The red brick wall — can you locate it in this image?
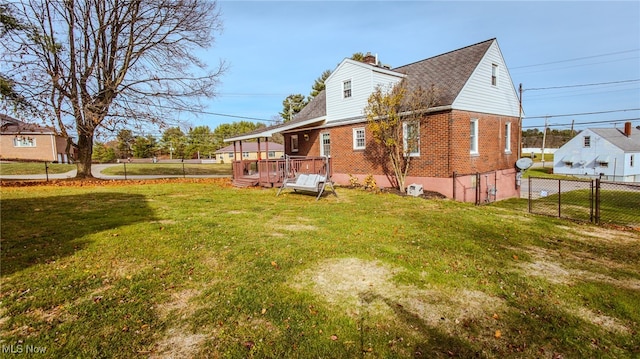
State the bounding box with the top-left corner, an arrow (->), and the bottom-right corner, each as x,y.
283,109 -> 520,196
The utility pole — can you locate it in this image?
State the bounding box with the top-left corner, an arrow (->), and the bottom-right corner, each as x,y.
518,83 -> 523,159
541,117 -> 548,167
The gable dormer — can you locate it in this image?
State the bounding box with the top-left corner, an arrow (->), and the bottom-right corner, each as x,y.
324,58 -> 405,123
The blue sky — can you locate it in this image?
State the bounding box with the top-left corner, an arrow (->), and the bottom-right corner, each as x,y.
188,1 -> 640,132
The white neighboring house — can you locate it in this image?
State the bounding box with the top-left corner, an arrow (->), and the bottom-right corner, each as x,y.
553,123 -> 640,182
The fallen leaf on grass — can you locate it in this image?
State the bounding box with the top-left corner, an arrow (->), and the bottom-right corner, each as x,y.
270,261 -> 279,270
330,335 -> 338,341
495,330 -> 502,338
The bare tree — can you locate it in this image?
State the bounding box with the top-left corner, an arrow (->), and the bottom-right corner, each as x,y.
2,0 -> 225,177
364,80 -> 439,193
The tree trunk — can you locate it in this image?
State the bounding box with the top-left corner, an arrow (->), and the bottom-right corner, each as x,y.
75,131 -> 94,178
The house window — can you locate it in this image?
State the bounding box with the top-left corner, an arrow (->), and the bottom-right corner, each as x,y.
242,152 -> 249,158
321,132 -> 331,157
291,134 -> 299,153
584,136 -> 591,148
470,119 -> 479,154
13,136 -> 36,147
353,128 -> 365,150
491,64 -> 498,86
343,80 -> 352,98
631,155 -> 635,167
598,161 -> 609,168
268,151 -> 275,158
504,122 -> 511,153
403,121 -> 420,156
228,153 -> 233,158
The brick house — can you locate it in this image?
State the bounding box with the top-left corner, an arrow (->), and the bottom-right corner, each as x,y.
225,39 -> 522,202
0,114 -> 75,163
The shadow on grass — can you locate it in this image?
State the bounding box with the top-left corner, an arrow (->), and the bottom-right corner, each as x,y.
358,292 -> 481,357
1,192 -> 156,276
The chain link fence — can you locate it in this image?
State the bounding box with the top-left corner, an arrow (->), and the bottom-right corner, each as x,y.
528,177 -> 640,228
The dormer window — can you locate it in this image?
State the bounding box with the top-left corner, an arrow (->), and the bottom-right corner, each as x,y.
343,80 -> 352,98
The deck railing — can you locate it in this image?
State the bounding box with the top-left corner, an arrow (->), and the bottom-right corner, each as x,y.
231,156 -> 331,187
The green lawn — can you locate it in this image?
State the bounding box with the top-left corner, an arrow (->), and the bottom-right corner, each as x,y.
1,180 -> 638,358
100,163 -> 232,176
0,162 -> 76,175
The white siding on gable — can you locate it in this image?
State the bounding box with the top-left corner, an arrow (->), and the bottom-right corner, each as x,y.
325,60 -> 403,123
452,41 -> 520,117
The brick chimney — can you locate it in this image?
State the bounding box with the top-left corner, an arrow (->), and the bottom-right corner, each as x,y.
363,52 -> 377,65
624,121 -> 632,137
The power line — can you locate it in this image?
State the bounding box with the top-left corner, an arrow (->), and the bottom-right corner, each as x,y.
522,117 -> 640,129
511,49 -> 640,69
524,108 -> 640,120
122,100 -> 276,123
524,79 -> 640,92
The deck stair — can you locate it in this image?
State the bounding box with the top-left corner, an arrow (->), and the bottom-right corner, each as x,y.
232,177 -> 258,188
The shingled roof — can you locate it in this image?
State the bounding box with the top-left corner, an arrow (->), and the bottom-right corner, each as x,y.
393,38 -> 494,107
590,127 -> 640,152
225,38 -> 497,141
0,114 -> 57,134
291,38 -> 495,123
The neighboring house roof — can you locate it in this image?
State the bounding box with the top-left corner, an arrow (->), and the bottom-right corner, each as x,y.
1,114 -> 57,135
215,141 -> 284,154
590,128 -> 640,152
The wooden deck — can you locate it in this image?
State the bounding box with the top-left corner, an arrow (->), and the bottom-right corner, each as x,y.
231,157 -> 330,188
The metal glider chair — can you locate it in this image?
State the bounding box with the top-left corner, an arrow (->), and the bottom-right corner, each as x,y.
276,156 -> 337,200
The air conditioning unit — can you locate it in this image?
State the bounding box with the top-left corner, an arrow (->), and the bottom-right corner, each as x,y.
407,183 -> 423,197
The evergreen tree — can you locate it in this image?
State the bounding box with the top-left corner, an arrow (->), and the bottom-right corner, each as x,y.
279,94 -> 308,122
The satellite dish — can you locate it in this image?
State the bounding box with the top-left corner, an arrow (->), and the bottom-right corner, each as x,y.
515,157 -> 534,170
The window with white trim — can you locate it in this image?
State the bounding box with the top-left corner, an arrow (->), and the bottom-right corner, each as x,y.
353,128 -> 365,150
491,64 -> 498,86
268,151 -> 275,158
242,152 -> 249,158
291,134 -> 299,153
13,136 -> 36,147
320,132 -> 331,157
470,119 -> 479,154
343,80 -> 352,98
403,121 -> 420,157
504,122 -> 511,153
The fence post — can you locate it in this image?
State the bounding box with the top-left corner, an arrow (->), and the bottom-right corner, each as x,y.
594,179 -> 601,225
452,172 -> 457,201
557,179 -> 561,218
528,176 -> 532,213
44,161 -> 49,182
123,162 -> 127,180
475,173 -> 480,205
